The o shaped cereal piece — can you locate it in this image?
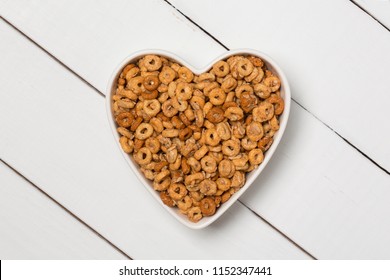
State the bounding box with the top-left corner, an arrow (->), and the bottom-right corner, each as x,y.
135,123 -> 154,140
135,147 -> 152,165
206,107 -> 224,124
267,94 -> 284,115
141,90 -> 158,100
224,107 -> 244,121
168,183 -> 188,201
201,155 -> 217,173
253,101 -> 274,122
143,99 -> 161,117
178,67 -> 194,83
160,191 -> 175,207
177,196 -> 193,213
222,139 -> 240,157
179,127 -> 193,141
246,121 -> 264,142
231,171 -> 246,189
254,84 -> 271,99
159,66 -> 176,84
264,76 -> 281,92
216,177 -> 231,191
145,137 -> 160,154
237,58 -> 254,76
153,178 -> 171,191
221,76 -> 237,93
199,179 -> 217,196
212,61 -> 230,77
128,76 -> 145,94
216,122 -> 231,140
116,112 -> 134,128
176,82 -> 193,100
143,75 -> 160,91
187,207 -> 202,223
200,197 -> 217,216
218,159 -> 236,178
144,55 -> 162,71
249,149 -> 264,165
162,99 -> 179,117
209,88 -> 226,106
205,129 -> 221,146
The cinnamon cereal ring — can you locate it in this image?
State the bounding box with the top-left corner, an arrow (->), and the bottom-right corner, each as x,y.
264,76 -> 281,92
162,99 -> 178,117
171,97 -> 188,112
221,76 -> 237,93
216,122 -> 231,140
159,66 -> 176,84
237,58 -> 254,76
135,123 -> 154,140
212,61 -> 230,77
216,177 -> 231,191
200,197 -> 216,216
128,76 -> 145,94
241,137 -> 258,150
153,178 -> 171,191
177,196 -> 192,213
160,191 -> 175,207
249,149 -> 264,165
176,82 -> 193,100
267,94 -> 284,115
184,172 -> 204,191
145,137 -> 160,154
253,102 -> 274,122
222,139 -> 240,157
224,107 -> 244,121
119,136 -> 134,153
205,129 -> 221,146
209,88 -> 226,106
135,147 -> 152,165
116,112 -> 134,128
206,107 -> 225,124
130,116 -> 143,131
141,90 -> 158,100
179,127 -> 193,141
143,99 -> 161,117
254,84 -> 271,99
201,155 -> 217,173
143,75 -> 160,91
178,67 -> 194,83
231,171 -> 245,189
246,121 -> 264,142
187,207 -> 202,222
199,179 -> 217,195
144,55 -> 162,71
168,183 -> 188,201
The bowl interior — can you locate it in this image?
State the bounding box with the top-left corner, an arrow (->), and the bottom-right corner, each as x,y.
106,49 -> 291,229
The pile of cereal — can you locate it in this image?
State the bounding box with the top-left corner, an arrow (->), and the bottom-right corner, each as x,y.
112,54 -> 284,222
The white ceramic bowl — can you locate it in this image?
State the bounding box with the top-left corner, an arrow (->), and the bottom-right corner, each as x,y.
106,49 -> 291,229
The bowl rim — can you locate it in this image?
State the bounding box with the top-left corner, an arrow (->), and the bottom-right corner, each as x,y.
106,48 -> 291,229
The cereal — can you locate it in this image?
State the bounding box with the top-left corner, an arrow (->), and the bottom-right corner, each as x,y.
113,54 -> 284,222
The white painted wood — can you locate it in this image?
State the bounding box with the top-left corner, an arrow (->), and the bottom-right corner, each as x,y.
354,0 -> 390,29
0,19 -> 309,259
1,0 -> 390,259
0,161 -> 126,259
167,0 -> 390,171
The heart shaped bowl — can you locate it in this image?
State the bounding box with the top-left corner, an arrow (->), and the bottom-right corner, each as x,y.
106,49 -> 291,229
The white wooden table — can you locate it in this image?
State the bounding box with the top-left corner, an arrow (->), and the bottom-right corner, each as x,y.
1,0 -> 390,260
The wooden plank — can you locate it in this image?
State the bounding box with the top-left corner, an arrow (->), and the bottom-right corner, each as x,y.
0,19 -> 309,259
0,161 -> 126,259
1,0 -> 390,259
353,0 -> 390,29
167,0 -> 390,172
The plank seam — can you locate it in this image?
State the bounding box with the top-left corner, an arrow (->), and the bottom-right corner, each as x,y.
0,16 -> 105,98
349,0 -> 390,32
0,158 -> 133,260
163,0 -> 390,176
238,200 -> 317,260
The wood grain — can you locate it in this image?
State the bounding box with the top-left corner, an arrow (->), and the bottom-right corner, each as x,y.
0,161 -> 126,259
0,19 -> 309,259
